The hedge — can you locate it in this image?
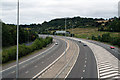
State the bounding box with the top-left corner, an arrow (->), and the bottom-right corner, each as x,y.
91,33 -> 120,47
2,37 -> 53,63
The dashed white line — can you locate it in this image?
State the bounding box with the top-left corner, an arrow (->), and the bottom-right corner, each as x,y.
81,77 -> 83,79
22,66 -> 26,68
85,61 -> 87,63
11,71 -> 15,73
25,71 -> 29,74
34,66 -> 38,68
84,65 -> 86,67
83,70 -> 85,72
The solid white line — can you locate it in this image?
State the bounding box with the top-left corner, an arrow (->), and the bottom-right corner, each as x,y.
68,37 -> 100,77
2,42 -> 56,73
65,42 -> 80,78
100,73 -> 119,78
100,71 -> 118,77
32,39 -> 69,79
99,66 -> 112,71
99,68 -> 114,73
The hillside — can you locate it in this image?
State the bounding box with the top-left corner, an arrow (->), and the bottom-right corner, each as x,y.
20,16 -> 105,33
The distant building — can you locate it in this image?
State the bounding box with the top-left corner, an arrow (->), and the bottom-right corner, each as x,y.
55,31 -> 70,34
38,34 -> 48,38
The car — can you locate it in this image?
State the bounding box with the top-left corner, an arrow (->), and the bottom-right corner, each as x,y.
83,43 -> 87,46
78,41 -> 81,43
55,42 -> 58,45
110,46 -> 115,49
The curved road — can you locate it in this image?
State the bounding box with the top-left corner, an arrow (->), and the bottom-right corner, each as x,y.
2,37 -> 66,78
66,39 -> 98,79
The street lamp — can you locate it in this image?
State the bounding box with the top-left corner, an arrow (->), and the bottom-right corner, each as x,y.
16,0 -> 19,78
65,18 -> 66,64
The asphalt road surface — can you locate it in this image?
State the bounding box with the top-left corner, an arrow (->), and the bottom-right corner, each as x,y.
2,37 -> 66,79
85,39 -> 120,60
67,39 -> 98,79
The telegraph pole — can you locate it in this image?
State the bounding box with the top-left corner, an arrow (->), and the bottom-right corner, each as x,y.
16,0 -> 19,78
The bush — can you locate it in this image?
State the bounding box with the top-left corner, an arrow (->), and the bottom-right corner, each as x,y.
90,33 -> 120,47
91,35 -> 97,40
101,33 -> 111,42
110,37 -> 120,46
2,37 -> 53,63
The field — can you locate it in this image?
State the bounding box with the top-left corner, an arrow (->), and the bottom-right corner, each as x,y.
68,27 -> 120,39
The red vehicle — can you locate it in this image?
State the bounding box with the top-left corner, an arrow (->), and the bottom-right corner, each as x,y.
110,46 -> 115,49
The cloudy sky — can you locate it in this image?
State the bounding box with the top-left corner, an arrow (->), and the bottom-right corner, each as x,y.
1,0 -> 120,24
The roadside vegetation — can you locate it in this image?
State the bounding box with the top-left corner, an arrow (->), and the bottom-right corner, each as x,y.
2,37 -> 53,63
2,22 -> 38,48
68,27 -> 120,47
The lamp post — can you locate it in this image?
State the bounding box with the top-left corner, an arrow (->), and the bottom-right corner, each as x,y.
65,18 -> 66,64
16,0 -> 19,78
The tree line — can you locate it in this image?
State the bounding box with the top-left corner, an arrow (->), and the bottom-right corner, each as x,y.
2,22 -> 38,47
2,37 -> 53,63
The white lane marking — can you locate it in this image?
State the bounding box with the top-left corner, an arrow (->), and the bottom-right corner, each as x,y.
99,66 -> 113,71
84,65 -> 86,67
100,68 -> 117,73
11,71 -> 15,73
35,66 -> 38,68
100,73 -> 119,78
32,39 -> 69,79
100,71 -> 118,77
22,66 -> 26,68
85,58 -> 87,60
42,62 -> 44,64
81,77 -> 83,79
83,70 -> 85,72
25,71 -> 29,74
64,42 -> 80,78
1,43 -> 56,72
85,61 -> 87,63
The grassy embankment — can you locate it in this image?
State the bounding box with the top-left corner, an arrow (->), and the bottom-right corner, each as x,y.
2,37 -> 53,64
68,27 -> 120,47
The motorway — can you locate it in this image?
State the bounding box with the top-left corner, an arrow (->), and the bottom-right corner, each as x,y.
67,39 -> 98,79
86,40 -> 120,60
2,37 -> 66,78
2,36 -> 119,79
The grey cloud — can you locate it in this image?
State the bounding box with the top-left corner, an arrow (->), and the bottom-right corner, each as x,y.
1,0 -> 119,24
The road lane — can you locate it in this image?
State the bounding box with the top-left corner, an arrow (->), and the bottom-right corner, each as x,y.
67,39 -> 98,79
82,39 -> 120,60
2,37 -> 66,78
